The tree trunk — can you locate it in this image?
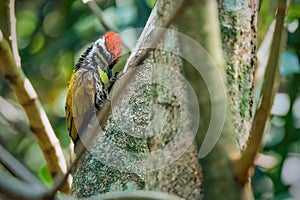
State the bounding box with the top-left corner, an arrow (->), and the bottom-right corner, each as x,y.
177,0 -> 258,199
71,0 -> 258,199
71,1 -> 202,198
218,0 -> 258,148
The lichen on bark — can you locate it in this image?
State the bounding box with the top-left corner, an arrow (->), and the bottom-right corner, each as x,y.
217,0 -> 257,149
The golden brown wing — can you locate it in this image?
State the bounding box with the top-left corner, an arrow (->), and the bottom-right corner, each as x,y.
65,68 -> 95,143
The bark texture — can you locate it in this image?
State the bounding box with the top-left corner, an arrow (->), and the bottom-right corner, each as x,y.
177,0 -> 258,199
217,0 -> 258,148
144,31 -> 202,200
177,0 -> 242,199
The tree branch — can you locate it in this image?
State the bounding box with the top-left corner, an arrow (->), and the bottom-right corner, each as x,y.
0,96 -> 32,136
0,173 -> 50,200
123,0 -> 186,72
82,0 -> 131,52
8,0 -> 20,67
0,144 -> 42,185
177,0 -> 244,198
84,0 -> 118,32
84,191 -> 184,200
234,0 -> 287,184
0,30 -> 71,193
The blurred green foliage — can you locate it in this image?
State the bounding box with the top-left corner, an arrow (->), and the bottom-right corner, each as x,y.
253,1 -> 300,199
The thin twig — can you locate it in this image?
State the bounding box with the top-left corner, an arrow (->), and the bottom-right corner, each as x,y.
85,190 -> 184,200
83,0 -> 131,52
0,174 -> 49,200
0,96 -> 32,136
8,0 -> 21,67
234,0 -> 287,184
0,144 -> 42,185
85,1 -> 118,32
0,32 -> 71,193
124,0 -> 186,72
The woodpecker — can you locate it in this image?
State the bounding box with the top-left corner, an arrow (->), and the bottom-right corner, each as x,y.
65,32 -> 122,147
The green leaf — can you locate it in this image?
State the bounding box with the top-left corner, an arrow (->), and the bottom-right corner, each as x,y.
288,5 -> 300,19
38,165 -> 53,188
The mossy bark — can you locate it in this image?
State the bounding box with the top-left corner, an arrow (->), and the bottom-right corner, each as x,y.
217,0 -> 258,149
178,0 -> 242,199
177,0 -> 257,199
